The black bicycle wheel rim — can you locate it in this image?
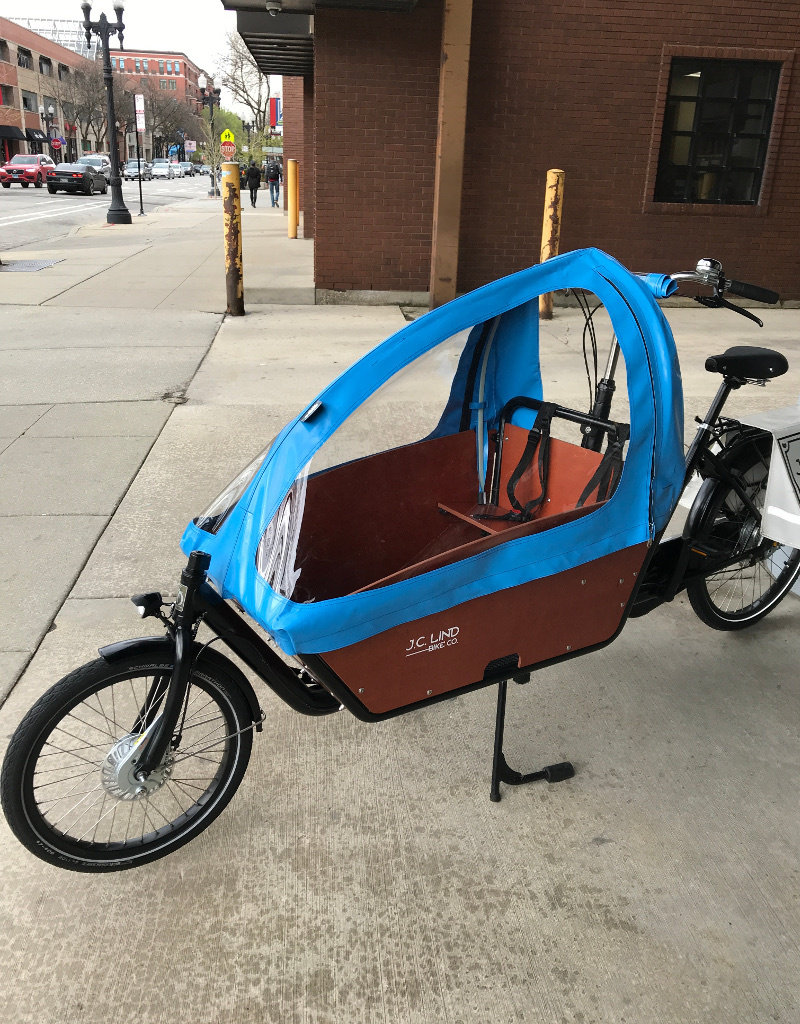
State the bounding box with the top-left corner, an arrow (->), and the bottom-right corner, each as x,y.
688,452 -> 800,627
2,656 -> 251,871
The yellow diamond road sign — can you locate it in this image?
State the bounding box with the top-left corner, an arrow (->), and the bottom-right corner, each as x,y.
220,129 -> 235,143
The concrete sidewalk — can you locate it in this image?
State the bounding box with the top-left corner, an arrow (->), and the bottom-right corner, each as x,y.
1,203 -> 800,1024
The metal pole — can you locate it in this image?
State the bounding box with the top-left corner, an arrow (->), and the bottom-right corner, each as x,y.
134,127 -> 144,216
221,161 -> 245,316
82,5 -> 131,225
538,168 -> 565,320
287,158 -> 298,239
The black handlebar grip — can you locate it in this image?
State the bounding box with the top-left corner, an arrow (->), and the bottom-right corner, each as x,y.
727,279 -> 780,305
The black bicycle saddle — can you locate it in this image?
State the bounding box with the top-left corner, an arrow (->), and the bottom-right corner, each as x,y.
705,346 -> 788,380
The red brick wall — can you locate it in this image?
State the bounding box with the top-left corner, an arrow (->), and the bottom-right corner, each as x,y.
459,1 -> 800,297
313,0 -> 443,292
302,75 -> 315,239
282,74 -> 304,217
308,0 -> 800,298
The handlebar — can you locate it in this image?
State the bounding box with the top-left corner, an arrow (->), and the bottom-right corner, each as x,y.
636,257 -> 779,328
726,279 -> 779,305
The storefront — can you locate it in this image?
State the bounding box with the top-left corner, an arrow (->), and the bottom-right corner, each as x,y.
0,124 -> 26,163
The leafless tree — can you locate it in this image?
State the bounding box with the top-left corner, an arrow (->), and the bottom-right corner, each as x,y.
219,33 -> 271,133
57,63 -> 107,146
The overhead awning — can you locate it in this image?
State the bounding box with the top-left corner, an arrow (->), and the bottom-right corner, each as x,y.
223,1 -> 419,77
236,11 -> 314,77
0,125 -> 26,140
27,129 -> 48,142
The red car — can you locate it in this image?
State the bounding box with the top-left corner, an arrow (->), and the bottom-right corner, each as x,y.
0,153 -> 57,188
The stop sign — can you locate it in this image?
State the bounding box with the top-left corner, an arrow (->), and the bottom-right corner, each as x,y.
50,138 -> 62,150
220,141 -> 236,159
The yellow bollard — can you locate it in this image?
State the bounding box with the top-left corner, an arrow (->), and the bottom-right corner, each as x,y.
221,161 -> 245,316
539,169 -> 565,320
287,158 -> 299,239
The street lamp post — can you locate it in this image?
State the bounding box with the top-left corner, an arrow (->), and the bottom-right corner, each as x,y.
38,104 -> 55,159
242,121 -> 253,150
81,2 -> 132,225
198,74 -> 221,198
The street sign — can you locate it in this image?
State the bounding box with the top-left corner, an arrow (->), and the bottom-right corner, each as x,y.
134,93 -> 145,113
185,140 -> 197,154
220,140 -> 236,159
135,111 -> 146,133
50,138 -> 62,151
220,129 -> 235,144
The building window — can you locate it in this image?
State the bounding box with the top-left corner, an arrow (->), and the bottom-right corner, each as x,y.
21,89 -> 38,113
174,60 -> 181,73
17,47 -> 33,70
0,39 -> 10,62
135,59 -> 140,72
166,61 -> 172,73
654,58 -> 781,205
118,57 -> 125,70
58,64 -> 69,81
159,60 -> 164,73
170,80 -> 176,90
39,56 -> 53,76
0,84 -> 14,106
111,57 -> 117,68
143,59 -> 148,70
160,79 -> 167,90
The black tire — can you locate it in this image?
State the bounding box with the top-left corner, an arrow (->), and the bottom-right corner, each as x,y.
1,182 -> 9,188
85,177 -> 95,196
47,185 -> 57,194
1,651 -> 253,872
34,175 -> 43,188
21,181 -> 29,188
687,433 -> 800,629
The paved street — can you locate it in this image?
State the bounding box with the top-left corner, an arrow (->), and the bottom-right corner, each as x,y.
0,173 -> 210,250
1,205 -> 799,1024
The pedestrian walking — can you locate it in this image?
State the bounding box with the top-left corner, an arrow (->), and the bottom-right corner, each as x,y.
246,160 -> 261,208
266,158 -> 282,207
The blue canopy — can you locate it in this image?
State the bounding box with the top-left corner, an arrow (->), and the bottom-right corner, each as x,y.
181,248 -> 685,655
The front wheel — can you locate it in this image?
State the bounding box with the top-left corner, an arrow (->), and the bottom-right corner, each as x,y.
686,433 -> 800,629
1,651 -> 253,871
34,175 -> 43,188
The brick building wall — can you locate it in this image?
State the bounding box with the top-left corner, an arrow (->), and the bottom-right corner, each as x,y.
313,1 -> 442,292
282,75 -> 305,214
297,0 -> 800,299
459,0 -> 800,297
0,18 -> 93,161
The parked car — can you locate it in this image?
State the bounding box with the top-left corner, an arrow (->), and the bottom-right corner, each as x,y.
123,159 -> 152,181
170,161 -> 184,178
198,164 -> 211,176
151,158 -> 174,179
0,153 -> 56,188
179,161 -> 194,177
76,154 -> 112,183
46,161 -> 108,196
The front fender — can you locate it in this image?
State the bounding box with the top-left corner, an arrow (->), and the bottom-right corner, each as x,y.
99,636 -> 264,731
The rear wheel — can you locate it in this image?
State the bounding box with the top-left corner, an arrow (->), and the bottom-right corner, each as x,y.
47,185 -> 57,194
687,434 -> 800,629
1,652 -> 253,871
85,177 -> 95,195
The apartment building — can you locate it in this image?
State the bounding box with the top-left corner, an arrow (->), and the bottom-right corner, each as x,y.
109,48 -> 205,111
0,17 -> 94,164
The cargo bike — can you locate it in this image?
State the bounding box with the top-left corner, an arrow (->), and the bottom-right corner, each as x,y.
3,247 -> 799,871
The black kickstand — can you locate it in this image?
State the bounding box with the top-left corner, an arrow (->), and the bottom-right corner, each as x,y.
490,679 -> 575,802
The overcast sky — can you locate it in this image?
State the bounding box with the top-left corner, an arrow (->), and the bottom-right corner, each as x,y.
8,0 -> 270,101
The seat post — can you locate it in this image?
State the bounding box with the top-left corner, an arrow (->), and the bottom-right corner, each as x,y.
683,378 -> 734,486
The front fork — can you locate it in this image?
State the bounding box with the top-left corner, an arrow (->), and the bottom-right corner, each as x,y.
135,550 -> 210,776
